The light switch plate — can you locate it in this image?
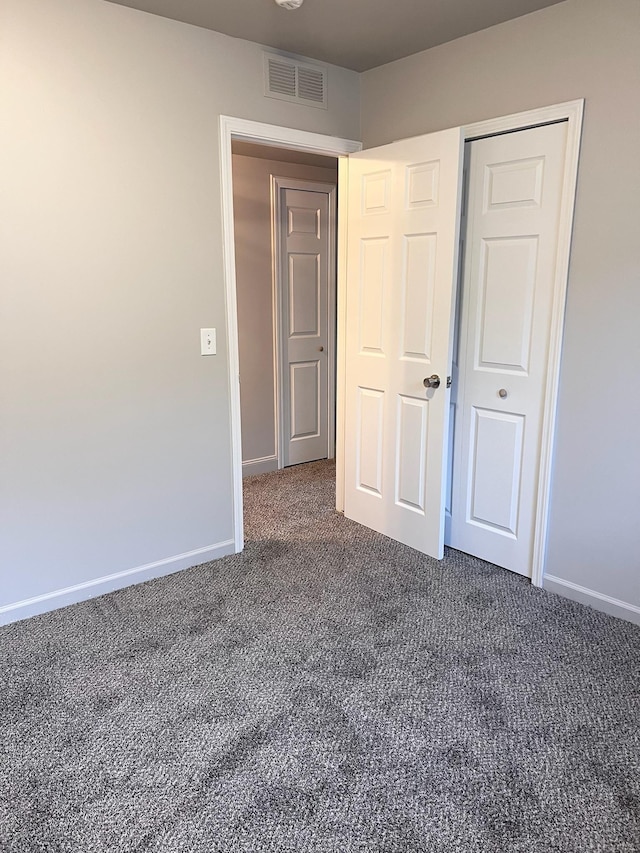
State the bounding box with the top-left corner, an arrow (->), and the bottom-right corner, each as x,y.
200,328 -> 216,355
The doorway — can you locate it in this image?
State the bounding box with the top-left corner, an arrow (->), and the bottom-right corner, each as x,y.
219,116 -> 361,551
231,142 -> 338,477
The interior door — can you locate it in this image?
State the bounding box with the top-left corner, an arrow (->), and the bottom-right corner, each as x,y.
447,122 -> 568,576
280,187 -> 332,467
343,129 -> 464,558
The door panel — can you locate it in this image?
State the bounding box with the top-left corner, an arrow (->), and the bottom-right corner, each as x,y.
288,254 -> 320,337
288,206 -> 320,236
395,396 -> 428,512
344,129 -> 464,559
290,361 -> 320,440
359,238 -> 388,353
468,407 -> 524,535
485,157 -> 544,209
356,388 -> 385,495
476,236 -> 538,372
362,171 -> 392,213
448,122 -> 568,575
281,187 -> 331,467
401,233 -> 437,360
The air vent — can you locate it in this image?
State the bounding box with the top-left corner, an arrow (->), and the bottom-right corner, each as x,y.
297,66 -> 325,103
264,53 -> 327,109
268,58 -> 297,97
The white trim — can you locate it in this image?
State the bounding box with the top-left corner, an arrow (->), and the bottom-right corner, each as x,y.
220,117 -> 361,158
220,120 -> 244,553
220,116 -> 361,552
272,175 -> 337,466
0,540 -> 235,626
269,175 -> 283,470
242,455 -> 279,478
335,156 -> 349,513
544,574 -> 640,626
463,99 -> 584,588
463,100 -> 583,141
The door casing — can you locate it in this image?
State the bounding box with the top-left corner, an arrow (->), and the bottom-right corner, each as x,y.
219,116 -> 361,551
219,100 -> 583,587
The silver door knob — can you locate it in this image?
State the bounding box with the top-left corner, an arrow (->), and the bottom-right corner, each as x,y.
423,374 -> 441,389
318,346 -> 324,352
498,388 -> 508,399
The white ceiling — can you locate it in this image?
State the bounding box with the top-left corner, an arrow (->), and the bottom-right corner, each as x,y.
105,0 -> 567,72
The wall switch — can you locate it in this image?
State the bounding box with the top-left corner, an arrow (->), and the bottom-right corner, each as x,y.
200,328 -> 216,355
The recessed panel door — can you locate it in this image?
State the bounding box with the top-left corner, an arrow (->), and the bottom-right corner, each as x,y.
282,188 -> 331,466
344,129 -> 464,558
448,122 -> 568,576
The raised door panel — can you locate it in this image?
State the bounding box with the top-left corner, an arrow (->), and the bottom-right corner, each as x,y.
288,205 -> 320,237
467,407 -> 524,536
484,157 -> 544,211
401,233 -> 437,362
476,236 -> 538,374
406,161 -> 440,208
290,361 -> 320,440
395,396 -> 428,513
362,171 -> 392,215
359,238 -> 388,355
288,253 -> 320,338
356,387 -> 385,496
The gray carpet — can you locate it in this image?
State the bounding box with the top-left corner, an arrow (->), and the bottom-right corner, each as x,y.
1,461 -> 639,852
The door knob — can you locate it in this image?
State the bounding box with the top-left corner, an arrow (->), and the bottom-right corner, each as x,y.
423,374 -> 441,389
318,346 -> 324,352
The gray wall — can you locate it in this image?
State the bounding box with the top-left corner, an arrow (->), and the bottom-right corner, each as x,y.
361,0 -> 640,616
232,153 -> 337,470
3,0 -> 638,624
0,0 -> 359,619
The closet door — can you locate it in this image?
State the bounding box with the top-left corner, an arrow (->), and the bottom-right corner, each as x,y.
448,122 -> 568,576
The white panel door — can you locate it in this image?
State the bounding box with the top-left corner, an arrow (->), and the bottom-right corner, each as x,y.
344,129 -> 464,558
448,122 -> 568,576
281,188 -> 331,466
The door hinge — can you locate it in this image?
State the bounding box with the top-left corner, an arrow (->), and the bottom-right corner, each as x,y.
446,376 -> 452,388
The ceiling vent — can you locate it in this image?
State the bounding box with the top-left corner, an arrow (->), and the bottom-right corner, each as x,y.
264,53 -> 327,109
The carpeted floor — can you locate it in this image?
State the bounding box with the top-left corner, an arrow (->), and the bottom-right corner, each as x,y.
1,460 -> 639,852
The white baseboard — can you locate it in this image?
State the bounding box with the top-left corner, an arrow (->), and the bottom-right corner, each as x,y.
242,455 -> 279,478
543,574 -> 640,626
0,539 -> 236,627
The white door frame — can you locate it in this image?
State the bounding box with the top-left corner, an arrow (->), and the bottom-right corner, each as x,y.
335,99 -> 583,588
219,116 -> 361,552
272,176 -> 338,468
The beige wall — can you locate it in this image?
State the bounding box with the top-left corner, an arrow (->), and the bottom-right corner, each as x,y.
232,153 -> 337,470
361,0 -> 640,617
0,0 -> 359,620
